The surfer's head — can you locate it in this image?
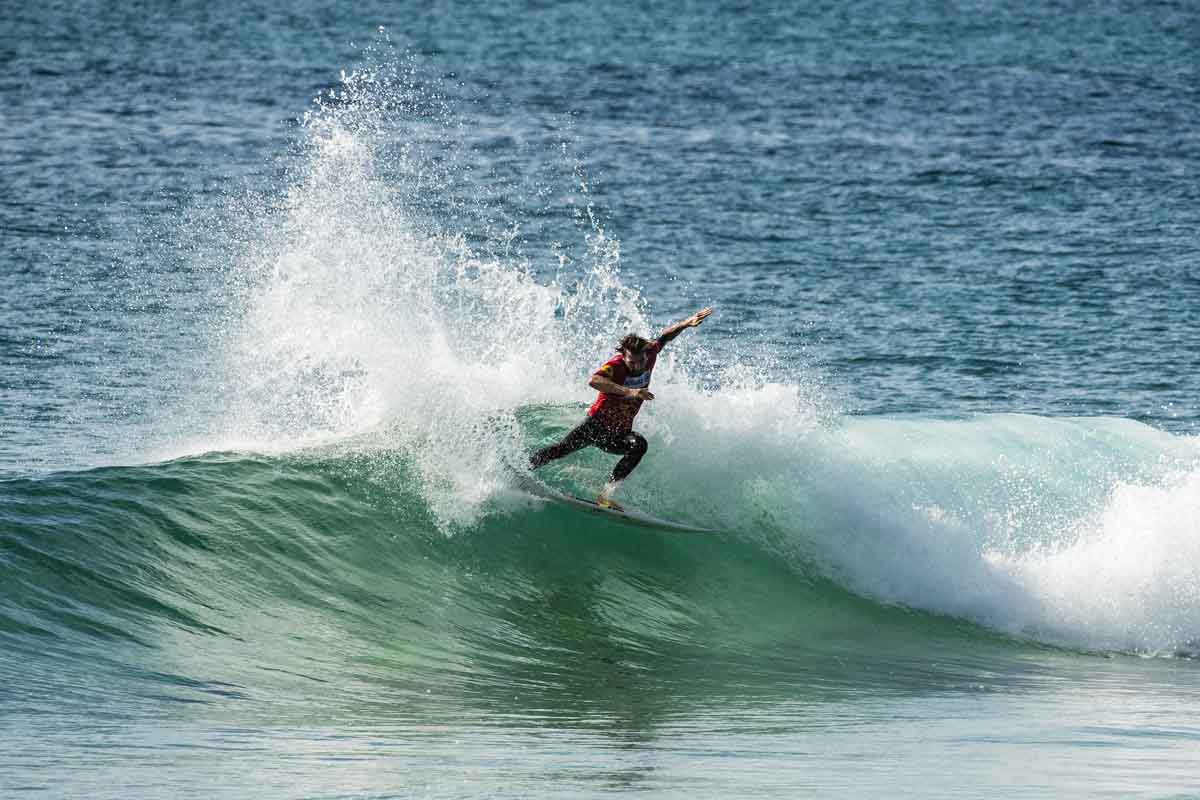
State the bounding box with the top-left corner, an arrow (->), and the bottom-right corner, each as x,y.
618,334 -> 652,370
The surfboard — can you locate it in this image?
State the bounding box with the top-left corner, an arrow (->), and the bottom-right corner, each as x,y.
512,470 -> 712,533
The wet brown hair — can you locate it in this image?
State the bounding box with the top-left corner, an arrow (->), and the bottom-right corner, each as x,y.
618,334 -> 652,353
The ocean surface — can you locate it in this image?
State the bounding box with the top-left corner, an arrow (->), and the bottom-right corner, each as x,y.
3,1 -> 1200,797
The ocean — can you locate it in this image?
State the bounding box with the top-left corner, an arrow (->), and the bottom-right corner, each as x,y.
3,1 -> 1199,797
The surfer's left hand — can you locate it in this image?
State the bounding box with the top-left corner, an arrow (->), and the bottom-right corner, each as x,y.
687,307 -> 713,327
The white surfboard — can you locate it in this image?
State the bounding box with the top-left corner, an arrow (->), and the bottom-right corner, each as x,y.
515,472 -> 712,533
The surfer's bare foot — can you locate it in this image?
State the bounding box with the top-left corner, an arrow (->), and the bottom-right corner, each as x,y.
596,494 -> 624,512
597,483 -> 624,511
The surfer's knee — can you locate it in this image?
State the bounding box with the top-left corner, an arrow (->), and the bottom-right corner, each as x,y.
626,432 -> 647,456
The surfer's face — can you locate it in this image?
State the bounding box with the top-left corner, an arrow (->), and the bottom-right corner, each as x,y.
622,348 -> 649,371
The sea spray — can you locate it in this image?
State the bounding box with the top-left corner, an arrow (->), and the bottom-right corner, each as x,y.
146,46 -> 1200,656
160,47 -> 679,527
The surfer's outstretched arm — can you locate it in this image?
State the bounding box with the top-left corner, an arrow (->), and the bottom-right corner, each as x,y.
659,307 -> 713,345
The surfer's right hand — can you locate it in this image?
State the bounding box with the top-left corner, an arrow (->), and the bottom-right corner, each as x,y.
631,389 -> 655,401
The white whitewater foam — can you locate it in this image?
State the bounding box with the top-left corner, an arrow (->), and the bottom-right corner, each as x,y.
720,414 -> 1200,655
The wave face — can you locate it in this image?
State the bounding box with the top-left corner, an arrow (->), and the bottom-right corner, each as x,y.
1,449 -> 912,721
2,410 -> 1198,721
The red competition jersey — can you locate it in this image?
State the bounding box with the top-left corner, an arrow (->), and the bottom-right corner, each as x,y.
587,338 -> 664,430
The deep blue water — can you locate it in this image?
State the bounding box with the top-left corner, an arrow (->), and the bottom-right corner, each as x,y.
3,2 -> 1200,797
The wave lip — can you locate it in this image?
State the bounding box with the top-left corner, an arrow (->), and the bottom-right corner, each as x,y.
768,414 -> 1200,657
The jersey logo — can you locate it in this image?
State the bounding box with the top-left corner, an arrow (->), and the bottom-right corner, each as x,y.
624,371 -> 651,389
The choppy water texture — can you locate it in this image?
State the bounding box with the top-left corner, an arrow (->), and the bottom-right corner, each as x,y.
3,1 -> 1200,798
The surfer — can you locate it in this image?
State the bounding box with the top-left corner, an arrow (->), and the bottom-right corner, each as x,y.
529,307 -> 713,510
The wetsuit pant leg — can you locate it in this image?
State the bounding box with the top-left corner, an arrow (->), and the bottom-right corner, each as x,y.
595,430 -> 648,482
529,417 -> 602,469
529,418 -> 648,482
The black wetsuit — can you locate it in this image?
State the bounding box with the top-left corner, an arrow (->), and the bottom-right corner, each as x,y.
529,416 -> 648,482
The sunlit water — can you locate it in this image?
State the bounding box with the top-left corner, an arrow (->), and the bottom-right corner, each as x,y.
3,1 -> 1199,797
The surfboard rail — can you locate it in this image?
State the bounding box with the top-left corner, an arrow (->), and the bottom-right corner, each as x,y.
511,469 -> 712,533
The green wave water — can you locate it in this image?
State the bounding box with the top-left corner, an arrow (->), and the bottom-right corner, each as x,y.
0,448 -> 986,717
5,408 -> 1199,740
